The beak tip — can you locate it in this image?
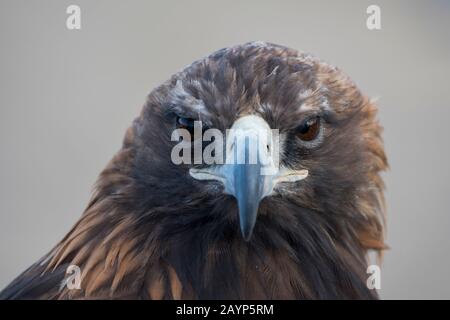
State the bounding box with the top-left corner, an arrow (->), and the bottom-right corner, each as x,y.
240,226 -> 254,242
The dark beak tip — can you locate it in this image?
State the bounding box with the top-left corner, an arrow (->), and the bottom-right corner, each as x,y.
240,226 -> 254,242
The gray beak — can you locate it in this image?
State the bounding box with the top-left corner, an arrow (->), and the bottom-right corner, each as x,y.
231,137 -> 267,240
189,115 -> 308,241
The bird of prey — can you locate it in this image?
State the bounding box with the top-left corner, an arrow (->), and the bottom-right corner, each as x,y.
0,42 -> 387,300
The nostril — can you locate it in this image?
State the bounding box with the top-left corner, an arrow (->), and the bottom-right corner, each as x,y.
266,144 -> 270,153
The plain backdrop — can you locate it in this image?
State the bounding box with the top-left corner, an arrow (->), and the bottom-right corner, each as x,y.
1,0 -> 449,299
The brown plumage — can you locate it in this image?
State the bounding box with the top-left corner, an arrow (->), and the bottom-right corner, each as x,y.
0,42 -> 387,300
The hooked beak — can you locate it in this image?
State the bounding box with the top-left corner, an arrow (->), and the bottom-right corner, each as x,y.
229,140 -> 267,240
190,115 -> 308,241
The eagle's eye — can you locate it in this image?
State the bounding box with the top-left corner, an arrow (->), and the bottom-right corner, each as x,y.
176,116 -> 196,135
297,116 -> 321,141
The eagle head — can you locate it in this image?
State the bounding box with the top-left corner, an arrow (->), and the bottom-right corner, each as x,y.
134,41 -> 386,246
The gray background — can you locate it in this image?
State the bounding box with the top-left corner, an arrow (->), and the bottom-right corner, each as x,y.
1,0 -> 449,299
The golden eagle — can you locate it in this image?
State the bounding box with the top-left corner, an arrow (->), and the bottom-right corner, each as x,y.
0,42 -> 387,299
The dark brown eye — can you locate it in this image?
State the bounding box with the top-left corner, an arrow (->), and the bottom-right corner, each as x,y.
176,116 -> 196,135
296,117 -> 321,141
